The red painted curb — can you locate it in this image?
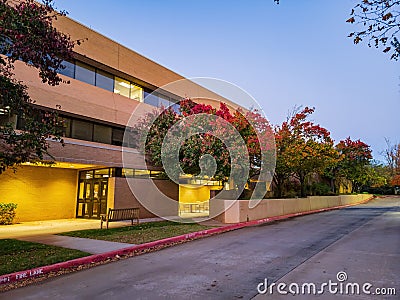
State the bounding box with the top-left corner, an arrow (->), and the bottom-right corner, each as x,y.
0,195 -> 375,286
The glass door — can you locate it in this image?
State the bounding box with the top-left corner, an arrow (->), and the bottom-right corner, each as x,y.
76,178 -> 108,219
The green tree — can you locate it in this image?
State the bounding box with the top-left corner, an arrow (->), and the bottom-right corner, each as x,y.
336,137 -> 373,193
0,0 -> 75,173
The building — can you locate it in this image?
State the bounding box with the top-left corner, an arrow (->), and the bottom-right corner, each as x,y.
0,12 -> 236,222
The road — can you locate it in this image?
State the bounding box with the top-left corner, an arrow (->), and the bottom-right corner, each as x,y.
2,197 -> 399,300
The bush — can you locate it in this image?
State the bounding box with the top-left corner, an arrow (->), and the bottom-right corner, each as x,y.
310,182 -> 331,196
0,203 -> 17,225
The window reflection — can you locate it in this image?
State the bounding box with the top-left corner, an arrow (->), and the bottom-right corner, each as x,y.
96,70 -> 114,92
75,61 -> 95,85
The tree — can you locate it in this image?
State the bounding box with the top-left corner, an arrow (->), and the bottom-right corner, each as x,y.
346,0 -> 400,60
274,107 -> 340,197
336,137 -> 373,193
0,0 -> 75,173
134,99 -> 275,196
382,138 -> 400,186
274,0 -> 400,60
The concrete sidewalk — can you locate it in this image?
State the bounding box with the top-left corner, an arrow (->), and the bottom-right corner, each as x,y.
0,216 -> 224,255
17,235 -> 134,254
0,217 -> 164,239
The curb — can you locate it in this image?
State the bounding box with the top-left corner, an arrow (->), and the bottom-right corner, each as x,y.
0,195 -> 375,286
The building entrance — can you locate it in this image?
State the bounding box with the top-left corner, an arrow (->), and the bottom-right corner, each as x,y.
76,178 -> 108,219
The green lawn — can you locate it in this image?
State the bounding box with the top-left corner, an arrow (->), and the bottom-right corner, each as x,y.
0,239 -> 90,276
59,221 -> 213,244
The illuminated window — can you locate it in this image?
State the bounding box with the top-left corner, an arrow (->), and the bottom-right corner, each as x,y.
130,84 -> 143,102
114,77 -> 131,98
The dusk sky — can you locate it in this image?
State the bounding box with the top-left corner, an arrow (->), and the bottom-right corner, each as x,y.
56,0 -> 399,162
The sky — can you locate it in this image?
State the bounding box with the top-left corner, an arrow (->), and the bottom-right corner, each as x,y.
56,0 -> 399,162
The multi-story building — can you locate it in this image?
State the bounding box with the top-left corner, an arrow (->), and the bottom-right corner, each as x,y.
0,13 -> 233,222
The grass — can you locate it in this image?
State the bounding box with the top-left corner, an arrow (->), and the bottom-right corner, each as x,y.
0,239 -> 90,276
59,221 -> 214,244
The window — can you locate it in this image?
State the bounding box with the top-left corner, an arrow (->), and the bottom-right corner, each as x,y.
95,70 -> 114,92
94,168 -> 110,178
158,94 -> 171,108
144,91 -> 159,106
58,60 -> 75,78
71,119 -> 93,141
130,84 -> 143,102
75,61 -> 95,85
114,77 -> 130,98
60,117 -> 72,137
122,128 -> 138,148
112,128 -> 124,146
93,124 -> 112,144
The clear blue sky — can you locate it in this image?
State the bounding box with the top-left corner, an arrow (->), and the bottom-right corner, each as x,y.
56,0 -> 399,162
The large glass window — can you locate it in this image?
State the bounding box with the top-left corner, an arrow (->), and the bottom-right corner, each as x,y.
95,70 -> 114,92
158,94 -> 171,108
144,91 -> 159,106
71,119 -> 93,141
114,77 -> 131,98
58,60 -> 75,78
93,124 -> 112,144
130,84 -> 143,102
75,61 -> 95,85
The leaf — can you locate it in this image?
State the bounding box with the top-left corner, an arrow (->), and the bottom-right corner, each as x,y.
346,17 -> 355,23
383,47 -> 391,53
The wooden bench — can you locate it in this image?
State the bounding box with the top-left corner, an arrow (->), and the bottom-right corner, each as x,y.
100,207 -> 140,229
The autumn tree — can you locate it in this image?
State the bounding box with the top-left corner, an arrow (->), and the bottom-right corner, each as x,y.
346,0 -> 400,60
274,107 -> 340,198
134,98 -> 275,196
335,137 -> 373,193
382,138 -> 400,186
0,0 -> 75,173
274,0 -> 400,60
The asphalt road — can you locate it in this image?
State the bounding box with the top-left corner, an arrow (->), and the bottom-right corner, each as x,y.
2,197 -> 399,300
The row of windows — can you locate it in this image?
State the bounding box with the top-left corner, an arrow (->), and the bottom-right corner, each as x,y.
15,113 -> 138,148
58,60 -> 180,111
80,168 -> 166,180
59,116 -> 138,148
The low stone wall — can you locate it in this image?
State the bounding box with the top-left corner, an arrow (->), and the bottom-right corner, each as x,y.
210,194 -> 373,224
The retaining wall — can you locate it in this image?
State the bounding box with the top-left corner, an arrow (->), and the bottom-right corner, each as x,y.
210,194 -> 373,223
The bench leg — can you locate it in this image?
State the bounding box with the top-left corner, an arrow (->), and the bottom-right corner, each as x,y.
106,220 -> 109,229
100,219 -> 103,229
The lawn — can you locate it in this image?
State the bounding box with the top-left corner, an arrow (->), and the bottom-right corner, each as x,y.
0,239 -> 90,276
59,221 -> 213,244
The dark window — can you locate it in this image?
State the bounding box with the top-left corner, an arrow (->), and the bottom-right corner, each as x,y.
112,128 -> 124,146
93,124 -> 112,144
75,61 -> 95,85
71,119 -> 93,141
58,60 -> 75,78
60,117 -> 72,137
95,70 -> 114,92
123,128 -> 138,148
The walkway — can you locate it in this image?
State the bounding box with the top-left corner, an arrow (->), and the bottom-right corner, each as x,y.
3,197 -> 399,299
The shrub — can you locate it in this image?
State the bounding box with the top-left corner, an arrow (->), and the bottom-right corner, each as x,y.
0,203 -> 18,225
